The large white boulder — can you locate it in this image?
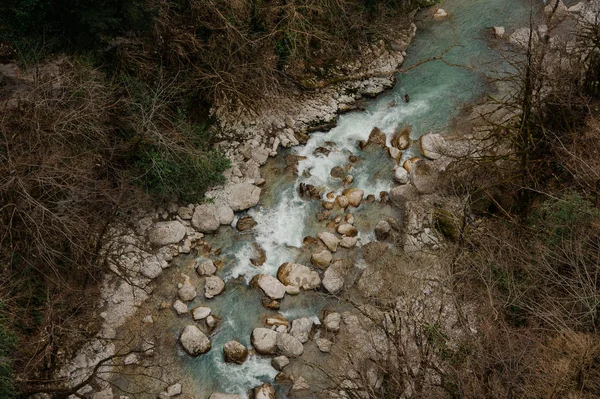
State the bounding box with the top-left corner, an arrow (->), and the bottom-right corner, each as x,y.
196,259 -> 216,276
253,384 -> 277,399
323,312 -> 341,332
277,263 -> 321,290
251,328 -> 278,355
149,221 -> 186,246
323,261 -> 345,294
229,183 -> 261,211
216,205 -> 235,225
318,232 -> 340,252
311,249 -> 332,268
253,274 -> 286,300
419,133 -> 446,160
192,204 -> 220,233
180,325 -> 211,356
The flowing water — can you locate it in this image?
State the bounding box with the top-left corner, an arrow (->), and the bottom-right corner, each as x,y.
180,0 -> 538,397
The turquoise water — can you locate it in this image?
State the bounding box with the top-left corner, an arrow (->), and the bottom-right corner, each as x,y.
181,0 -> 535,397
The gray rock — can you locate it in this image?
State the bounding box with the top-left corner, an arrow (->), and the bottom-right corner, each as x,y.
192,306 -> 211,320
311,249 -> 332,268
277,263 -> 321,290
149,221 -> 186,246
178,280 -> 197,302
216,205 -> 235,225
290,317 -> 313,343
339,236 -> 357,248
316,338 -> 332,353
252,328 -> 278,355
173,300 -> 188,315
410,160 -> 438,194
389,184 -> 418,209
420,133 -> 446,160
229,183 -> 261,211
276,332 -> 304,357
271,355 -> 290,371
318,232 -> 340,252
394,167 -> 409,184
291,376 -> 310,394
204,276 -> 225,298
337,224 -> 358,237
343,188 -> 364,207
165,383 -> 182,397
206,315 -> 217,329
223,340 -> 249,364
252,147 -> 270,165
323,262 -> 345,294
253,274 -> 286,300
196,259 -> 217,276
324,312 -> 341,332
192,204 -> 220,233
374,220 -> 391,241
253,383 -> 277,399
493,26 -> 505,38
177,206 -> 194,220
180,325 -> 211,356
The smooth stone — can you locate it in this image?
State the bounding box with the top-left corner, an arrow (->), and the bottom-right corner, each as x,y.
196,259 -> 216,276
253,274 -> 286,300
192,306 -> 211,320
339,236 -> 357,248
434,8 -> 448,18
192,204 -> 220,233
206,315 -> 217,329
394,167 -> 409,184
290,317 -> 313,343
391,126 -> 411,150
277,263 -> 321,290
316,338 -> 332,353
266,314 -> 289,327
204,276 -> 225,298
337,224 -> 358,237
252,328 -> 278,355
177,206 -> 193,220
291,376 -> 310,393
254,384 -> 278,399
311,249 -> 332,268
173,300 -> 188,315
389,184 -> 418,209
229,183 -> 261,211
276,332 -> 304,357
493,26 -> 505,38
342,188 -> 364,207
336,195 -> 349,208
165,383 -> 182,397
285,285 -> 300,295
324,313 -> 341,332
323,262 -> 345,294
318,232 -> 340,252
272,355 -> 290,371
180,325 -> 211,356
178,280 -> 197,302
216,205 -> 235,225
223,340 -> 249,364
420,132 -> 446,160
410,160 -> 438,194
236,215 -> 257,231
149,221 -> 186,246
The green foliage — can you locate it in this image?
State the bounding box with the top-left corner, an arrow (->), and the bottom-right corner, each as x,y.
134,142 -> 230,203
0,306 -> 16,399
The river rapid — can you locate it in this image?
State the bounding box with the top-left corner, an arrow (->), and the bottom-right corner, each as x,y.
120,0 -> 542,397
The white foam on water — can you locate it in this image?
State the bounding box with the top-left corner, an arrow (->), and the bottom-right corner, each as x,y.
210,354 -> 278,398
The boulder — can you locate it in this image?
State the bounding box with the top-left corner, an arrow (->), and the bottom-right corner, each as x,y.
391,126 -> 411,150
276,333 -> 304,357
272,355 -> 290,371
192,306 -> 212,320
177,206 -> 194,220
285,285 -> 300,295
164,383 -> 182,397
178,280 -> 197,302
173,300 -> 188,315
216,205 -> 235,225
196,259 -> 217,276
277,263 -> 321,290
330,166 -> 345,179
420,133 -> 446,160
374,220 -> 391,241
236,215 -> 257,231
290,377 -> 310,394
336,195 -> 349,208
568,2 -> 584,13
204,276 -> 225,298
389,184 -> 418,209
316,338 -> 332,353
366,127 -> 387,148
318,232 -> 340,252
252,328 -> 278,355
323,312 -> 341,332
388,146 -> 402,161
229,183 -> 261,211
290,318 -> 313,343
254,384 -> 277,399
311,249 -> 332,268
337,224 -> 358,237
223,340 -> 249,364
410,160 -> 438,194
252,274 -> 286,300
206,315 -> 217,329
403,156 -> 421,172
394,167 -> 409,184
252,147 -> 270,165
192,204 -> 220,233
149,221 -> 186,246
266,314 -> 289,327
323,261 -> 345,294
339,236 -> 357,248
343,188 -> 364,207
180,325 -> 211,356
